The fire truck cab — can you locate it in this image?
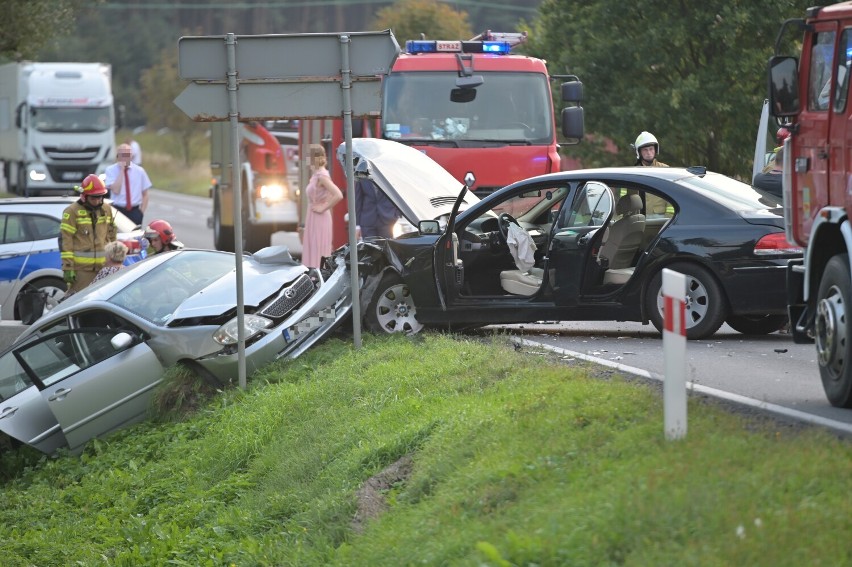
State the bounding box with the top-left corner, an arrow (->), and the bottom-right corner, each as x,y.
300,31 -> 584,249
768,2 -> 852,407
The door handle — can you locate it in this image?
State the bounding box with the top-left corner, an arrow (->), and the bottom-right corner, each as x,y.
48,387 -> 72,401
0,406 -> 19,419
818,148 -> 829,159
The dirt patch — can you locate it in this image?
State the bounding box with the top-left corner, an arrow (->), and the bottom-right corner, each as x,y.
351,454 -> 414,534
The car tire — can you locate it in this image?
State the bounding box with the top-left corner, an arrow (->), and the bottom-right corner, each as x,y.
726,314 -> 788,335
16,277 -> 66,322
213,191 -> 234,252
365,273 -> 424,335
815,255 -> 852,408
645,262 -> 727,340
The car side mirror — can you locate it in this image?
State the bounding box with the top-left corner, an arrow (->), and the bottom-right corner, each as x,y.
419,220 -> 441,235
111,332 -> 134,350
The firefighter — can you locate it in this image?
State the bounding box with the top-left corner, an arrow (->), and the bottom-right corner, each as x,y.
633,131 -> 668,167
60,174 -> 117,293
632,131 -> 673,216
144,219 -> 181,255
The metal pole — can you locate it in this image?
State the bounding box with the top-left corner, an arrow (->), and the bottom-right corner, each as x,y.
340,34 -> 362,349
226,33 -> 248,388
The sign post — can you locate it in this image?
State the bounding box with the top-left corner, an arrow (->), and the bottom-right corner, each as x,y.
176,31 -> 399,387
662,268 -> 687,440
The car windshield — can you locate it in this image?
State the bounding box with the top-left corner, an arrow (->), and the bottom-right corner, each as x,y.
676,173 -> 784,212
382,72 -> 553,144
31,106 -> 112,133
109,251 -> 235,324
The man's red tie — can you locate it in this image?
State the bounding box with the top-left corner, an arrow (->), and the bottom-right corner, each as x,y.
123,166 -> 132,210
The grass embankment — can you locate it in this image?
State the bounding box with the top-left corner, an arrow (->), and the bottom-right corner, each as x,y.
0,334 -> 850,565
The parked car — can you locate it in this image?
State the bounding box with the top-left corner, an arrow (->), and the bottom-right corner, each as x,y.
0,197 -> 143,322
0,246 -> 352,455
336,138 -> 803,339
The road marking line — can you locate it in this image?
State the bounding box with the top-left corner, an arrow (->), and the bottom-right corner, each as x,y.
515,338 -> 852,436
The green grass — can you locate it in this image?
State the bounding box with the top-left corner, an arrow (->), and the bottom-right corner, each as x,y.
122,128 -> 211,197
0,333 -> 849,566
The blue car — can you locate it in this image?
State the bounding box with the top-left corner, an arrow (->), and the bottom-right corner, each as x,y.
0,197 -> 142,322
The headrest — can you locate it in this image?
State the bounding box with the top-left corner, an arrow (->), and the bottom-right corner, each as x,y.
616,194 -> 643,216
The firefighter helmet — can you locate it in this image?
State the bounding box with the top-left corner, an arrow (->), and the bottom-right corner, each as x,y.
80,174 -> 108,196
144,219 -> 176,245
634,131 -> 660,159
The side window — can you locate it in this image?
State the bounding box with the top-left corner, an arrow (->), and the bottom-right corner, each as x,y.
28,214 -> 61,241
4,214 -> 27,244
558,181 -> 613,229
0,350 -> 36,401
16,329 -> 129,388
809,31 -> 837,111
0,214 -> 6,244
834,29 -> 852,114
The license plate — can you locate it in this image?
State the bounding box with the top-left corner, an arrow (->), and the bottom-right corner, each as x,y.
283,306 -> 336,343
62,172 -> 82,180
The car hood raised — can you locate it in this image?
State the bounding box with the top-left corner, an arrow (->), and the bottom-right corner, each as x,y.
337,138 -> 479,224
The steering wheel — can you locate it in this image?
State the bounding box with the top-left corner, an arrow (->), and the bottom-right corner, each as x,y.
497,212 -> 521,246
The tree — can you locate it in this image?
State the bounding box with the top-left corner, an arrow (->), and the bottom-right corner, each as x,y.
527,0 -> 813,178
373,0 -> 473,45
139,49 -> 206,165
0,0 -> 90,61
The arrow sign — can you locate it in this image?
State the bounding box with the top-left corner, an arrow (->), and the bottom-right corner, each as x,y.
174,79 -> 384,122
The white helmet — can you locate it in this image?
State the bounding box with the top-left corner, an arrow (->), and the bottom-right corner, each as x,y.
634,131 -> 659,159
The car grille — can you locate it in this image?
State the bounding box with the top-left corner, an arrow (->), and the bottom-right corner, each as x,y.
259,274 -> 314,318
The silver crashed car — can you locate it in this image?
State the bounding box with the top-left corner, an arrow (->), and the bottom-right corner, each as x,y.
0,246 -> 351,455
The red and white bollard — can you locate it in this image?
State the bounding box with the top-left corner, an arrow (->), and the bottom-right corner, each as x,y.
662,268 -> 687,440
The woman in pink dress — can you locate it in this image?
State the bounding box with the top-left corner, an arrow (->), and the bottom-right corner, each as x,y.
301,144 -> 343,268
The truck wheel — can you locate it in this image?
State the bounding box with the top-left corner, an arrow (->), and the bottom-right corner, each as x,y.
644,262 -> 727,340
366,273 -> 423,335
213,192 -> 234,252
815,255 -> 852,408
726,314 -> 788,335
16,163 -> 27,197
240,189 -> 272,253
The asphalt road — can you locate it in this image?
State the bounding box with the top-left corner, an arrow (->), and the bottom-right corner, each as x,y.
143,190 -> 852,431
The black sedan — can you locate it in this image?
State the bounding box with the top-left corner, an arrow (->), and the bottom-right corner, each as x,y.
337,139 -> 802,340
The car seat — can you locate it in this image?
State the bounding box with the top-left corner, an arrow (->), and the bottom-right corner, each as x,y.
500,221 -> 542,296
597,194 -> 645,284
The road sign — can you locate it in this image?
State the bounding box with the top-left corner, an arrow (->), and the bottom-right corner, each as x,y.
174,31 -> 399,383
178,32 -> 398,81
174,79 -> 384,122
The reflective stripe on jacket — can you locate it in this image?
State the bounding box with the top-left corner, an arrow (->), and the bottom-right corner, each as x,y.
60,201 -> 117,272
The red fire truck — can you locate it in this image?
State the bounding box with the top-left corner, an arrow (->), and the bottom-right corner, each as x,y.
300,31 -> 585,248
767,2 -> 852,407
209,121 -> 299,252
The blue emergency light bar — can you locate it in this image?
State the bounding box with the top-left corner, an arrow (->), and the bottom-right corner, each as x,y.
405,40 -> 512,55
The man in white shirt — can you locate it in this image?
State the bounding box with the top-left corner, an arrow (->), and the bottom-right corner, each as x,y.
104,143 -> 151,225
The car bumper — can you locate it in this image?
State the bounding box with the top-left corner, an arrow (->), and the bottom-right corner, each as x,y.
195,255 -> 352,380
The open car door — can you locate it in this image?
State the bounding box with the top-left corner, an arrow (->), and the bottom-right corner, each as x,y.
18,328 -> 163,454
548,181 -> 615,305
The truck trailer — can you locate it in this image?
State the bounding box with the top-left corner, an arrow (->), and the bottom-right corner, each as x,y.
0,62 -> 117,196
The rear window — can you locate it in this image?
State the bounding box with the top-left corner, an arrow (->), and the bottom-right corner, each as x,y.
675,173 -> 783,213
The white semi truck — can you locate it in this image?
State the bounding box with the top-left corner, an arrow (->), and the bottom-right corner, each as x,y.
0,62 -> 117,196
